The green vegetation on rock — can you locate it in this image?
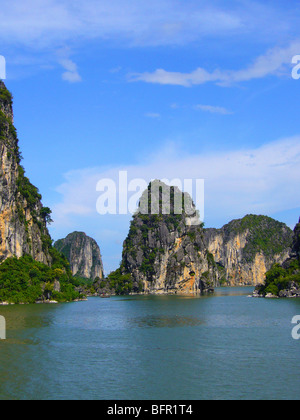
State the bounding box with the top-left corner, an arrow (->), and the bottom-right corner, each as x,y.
255,219 -> 300,297
225,215 -> 293,263
257,260 -> 300,297
0,252 -> 82,304
17,166 -> 42,209
0,86 -> 13,107
105,269 -> 135,295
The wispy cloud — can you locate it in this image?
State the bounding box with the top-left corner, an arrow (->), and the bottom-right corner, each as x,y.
144,112 -> 161,119
0,0 -> 243,48
130,40 -> 300,87
195,104 -> 233,115
109,66 -> 122,74
56,47 -> 82,83
59,58 -> 82,83
2,1 -> 300,83
0,1 -> 299,49
52,135 -> 300,224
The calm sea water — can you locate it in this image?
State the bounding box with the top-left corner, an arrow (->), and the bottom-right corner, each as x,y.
0,287 -> 299,400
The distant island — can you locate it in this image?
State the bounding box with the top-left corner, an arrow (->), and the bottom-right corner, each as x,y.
54,232 -> 104,281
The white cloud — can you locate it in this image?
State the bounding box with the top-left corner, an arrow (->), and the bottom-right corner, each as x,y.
130,40 -> 300,87
170,103 -> 179,109
0,0 -> 244,48
144,112 -> 161,119
110,66 -> 122,74
52,135 -> 300,224
195,104 -> 233,115
59,58 -> 82,83
2,1 -> 300,83
0,0 -> 298,50
130,67 -> 218,87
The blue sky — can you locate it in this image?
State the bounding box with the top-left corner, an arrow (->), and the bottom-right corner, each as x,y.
1,0 -> 300,273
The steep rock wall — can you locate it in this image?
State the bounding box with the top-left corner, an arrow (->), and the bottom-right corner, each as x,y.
0,81 -> 52,265
54,232 -> 104,280
204,215 -> 293,286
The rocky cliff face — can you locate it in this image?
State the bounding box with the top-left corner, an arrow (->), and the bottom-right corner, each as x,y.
0,81 -> 52,265
204,215 -> 293,286
54,232 -> 104,280
121,180 -> 217,295
290,218 -> 300,261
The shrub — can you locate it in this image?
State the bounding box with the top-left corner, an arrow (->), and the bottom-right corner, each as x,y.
107,269 -> 134,295
0,254 -> 80,304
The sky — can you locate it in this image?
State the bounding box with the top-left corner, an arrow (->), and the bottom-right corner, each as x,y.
1,0 -> 300,274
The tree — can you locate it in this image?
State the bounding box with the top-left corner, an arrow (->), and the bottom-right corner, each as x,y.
40,207 -> 53,225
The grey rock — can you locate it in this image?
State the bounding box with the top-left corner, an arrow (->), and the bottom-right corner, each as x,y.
54,232 -> 104,280
203,215 -> 293,287
53,280 -> 61,293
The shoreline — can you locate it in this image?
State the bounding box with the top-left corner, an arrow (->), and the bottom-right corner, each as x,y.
2,285 -> 300,305
0,298 -> 88,306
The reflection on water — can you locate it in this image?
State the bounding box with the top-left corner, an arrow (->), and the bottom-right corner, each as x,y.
132,315 -> 204,328
118,287 -> 255,300
213,287 -> 255,297
0,304 -> 54,333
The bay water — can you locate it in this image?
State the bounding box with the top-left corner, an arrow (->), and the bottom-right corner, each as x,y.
0,287 -> 299,400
